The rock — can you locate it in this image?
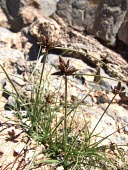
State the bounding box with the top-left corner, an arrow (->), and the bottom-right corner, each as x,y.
51,78 -> 62,89
96,95 -> 109,104
25,84 -> 33,91
124,118 -> 128,124
13,143 -> 26,156
56,0 -> 89,31
0,29 -> 25,51
56,0 -> 128,45
7,96 -> 16,106
118,11 -> 128,45
11,75 -> 26,86
124,126 -> 128,133
0,0 -> 58,32
30,16 -> 128,82
81,95 -> 93,106
16,60 -> 26,74
4,95 -> 17,110
56,166 -> 64,170
40,0 -> 58,17
87,82 -> 102,91
95,90 -> 109,104
86,0 -> 128,45
4,81 -> 14,95
0,26 -> 17,48
0,110 -> 15,118
120,136 -> 126,141
0,0 -> 43,32
75,84 -> 88,91
0,48 -> 24,64
101,80 -> 111,91
81,105 -> 96,115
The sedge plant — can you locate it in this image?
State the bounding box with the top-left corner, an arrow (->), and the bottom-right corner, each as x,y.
0,33 -> 128,170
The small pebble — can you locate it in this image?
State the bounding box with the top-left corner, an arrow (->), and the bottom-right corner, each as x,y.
124,126 -> 128,133
120,136 -> 126,141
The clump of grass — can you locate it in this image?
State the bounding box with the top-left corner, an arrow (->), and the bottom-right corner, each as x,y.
0,34 -> 128,170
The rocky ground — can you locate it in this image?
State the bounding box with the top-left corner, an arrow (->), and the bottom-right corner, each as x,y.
0,0 -> 128,169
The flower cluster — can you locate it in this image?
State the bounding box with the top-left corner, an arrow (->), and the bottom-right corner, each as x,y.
111,82 -> 125,95
52,56 -> 78,76
37,35 -> 59,52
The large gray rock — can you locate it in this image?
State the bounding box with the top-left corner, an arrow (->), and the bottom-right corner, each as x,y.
0,0 -> 41,31
56,0 -> 104,31
118,11 -> 128,45
40,0 -> 58,17
87,0 -> 128,45
56,0 -> 128,45
0,0 -> 58,32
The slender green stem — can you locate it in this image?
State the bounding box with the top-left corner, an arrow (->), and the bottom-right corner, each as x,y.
90,94 -> 117,137
31,50 -> 48,131
37,45 -> 42,60
73,73 -> 117,82
25,142 -> 38,170
34,51 -> 48,114
55,114 -> 58,154
31,46 -> 44,77
64,75 -> 68,168
0,65 -> 19,98
38,50 -> 48,94
52,86 -> 94,135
